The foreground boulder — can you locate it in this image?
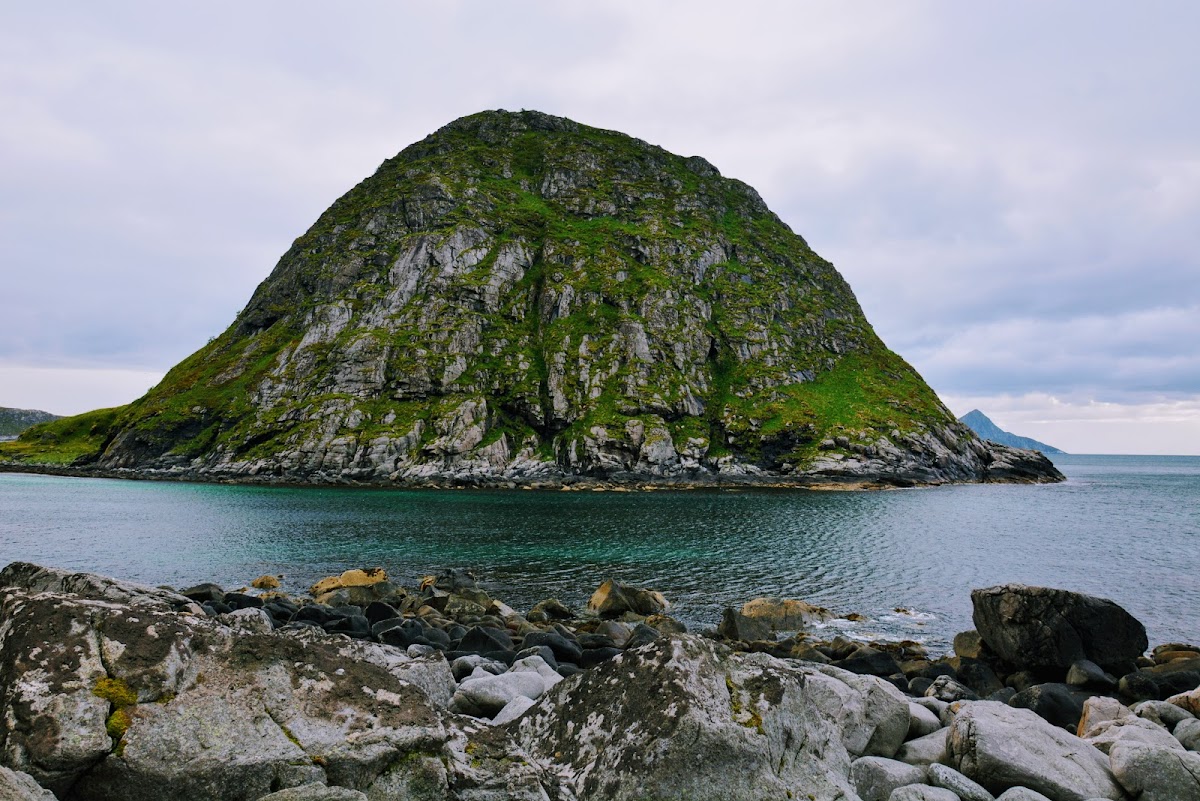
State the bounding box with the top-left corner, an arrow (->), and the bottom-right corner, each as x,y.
0,564 -> 454,799
947,701 -> 1125,800
971,584 -> 1148,676
504,636 -> 887,800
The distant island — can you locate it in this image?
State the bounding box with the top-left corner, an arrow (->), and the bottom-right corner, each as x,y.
0,110 -> 1062,487
0,407 -> 58,441
959,409 -> 1064,454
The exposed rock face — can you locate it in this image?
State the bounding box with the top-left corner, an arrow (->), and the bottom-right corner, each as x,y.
5,109 -> 1062,487
971,584 -> 1148,676
0,564 -> 454,800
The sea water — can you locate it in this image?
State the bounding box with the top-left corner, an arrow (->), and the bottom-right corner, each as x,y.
1,454 -> 1196,653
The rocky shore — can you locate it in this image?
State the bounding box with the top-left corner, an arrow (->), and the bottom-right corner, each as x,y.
0,440 -> 1062,490
0,563 -> 1196,800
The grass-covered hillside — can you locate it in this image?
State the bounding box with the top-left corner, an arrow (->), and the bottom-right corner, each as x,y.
3,110 -> 1019,485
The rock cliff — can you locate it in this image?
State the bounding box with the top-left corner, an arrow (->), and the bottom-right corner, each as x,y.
2,110 -> 1061,486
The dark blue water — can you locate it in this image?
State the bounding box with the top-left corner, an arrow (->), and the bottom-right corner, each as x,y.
1,455 -> 1196,653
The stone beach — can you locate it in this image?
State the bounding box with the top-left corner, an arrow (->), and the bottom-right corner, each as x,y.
0,562 -> 1196,800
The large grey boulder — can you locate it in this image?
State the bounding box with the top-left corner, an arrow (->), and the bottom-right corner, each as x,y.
1109,742 -> 1200,800
1177,718 -> 1200,751
887,786 -> 960,801
928,762 -> 996,801
506,636 -> 863,801
1084,715 -> 1184,754
971,585 -> 1147,675
258,784 -> 368,801
0,568 -> 456,801
850,756 -> 926,801
807,663 -> 912,758
947,701 -> 1125,801
0,767 -> 57,800
895,729 -> 951,767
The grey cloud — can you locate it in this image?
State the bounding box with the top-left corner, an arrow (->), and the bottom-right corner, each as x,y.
0,1 -> 1197,444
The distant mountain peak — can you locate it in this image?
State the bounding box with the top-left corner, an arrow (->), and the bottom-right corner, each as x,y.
959,410 -> 1064,454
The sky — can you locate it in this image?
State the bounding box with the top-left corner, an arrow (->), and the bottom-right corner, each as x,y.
1,2 -> 1197,455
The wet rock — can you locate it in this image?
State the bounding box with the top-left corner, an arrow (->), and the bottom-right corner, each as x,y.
717,607 -> 774,642
519,631 -> 582,665
834,646 -> 902,678
457,625 -> 514,654
947,701 -> 1124,800
363,601 -> 398,625
450,654 -> 506,682
645,614 -> 687,634
1008,683 -> 1095,729
594,620 -> 632,647
580,646 -> 623,668
527,598 -> 574,621
623,622 -> 663,650
740,596 -> 831,632
251,575 -> 281,590
850,756 -> 927,801
181,582 -> 226,604
1109,742 -> 1200,801
971,584 -> 1148,676
586,578 -> 668,618
955,658 -> 1005,698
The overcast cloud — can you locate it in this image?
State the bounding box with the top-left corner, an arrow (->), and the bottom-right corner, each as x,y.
1,2 -> 1197,454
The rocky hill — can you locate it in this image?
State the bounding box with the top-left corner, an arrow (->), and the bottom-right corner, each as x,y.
960,409 -> 1064,454
0,407 -> 58,439
0,110 -> 1061,486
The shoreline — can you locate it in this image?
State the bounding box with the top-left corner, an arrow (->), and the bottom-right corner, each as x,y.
0,460 -> 1053,492
0,562 -> 1196,800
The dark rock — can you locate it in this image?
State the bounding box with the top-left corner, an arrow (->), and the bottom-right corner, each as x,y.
363,601 -> 398,625
986,687 -> 1016,704
515,646 -> 558,669
224,592 -> 264,610
1119,670 -> 1161,703
1005,670 -> 1038,693
1120,666 -> 1200,702
577,633 -> 617,650
883,674 -> 909,694
1009,682 -> 1095,729
908,677 -> 934,697
181,582 -> 225,604
556,663 -> 582,678
832,647 -> 902,678
716,607 -> 774,642
624,622 -> 664,651
954,658 -> 1005,698
294,604 -> 337,625
520,632 -> 583,665
202,601 -> 232,616
1065,659 -> 1117,690
580,647 -> 623,669
459,626 -> 515,655
953,630 -> 988,661
529,598 -> 575,620
925,675 -> 978,703
430,568 -> 477,593
324,615 -> 372,639
971,584 -> 1148,675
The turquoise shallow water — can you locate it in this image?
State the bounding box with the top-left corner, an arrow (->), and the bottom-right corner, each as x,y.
1,454 -> 1196,653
